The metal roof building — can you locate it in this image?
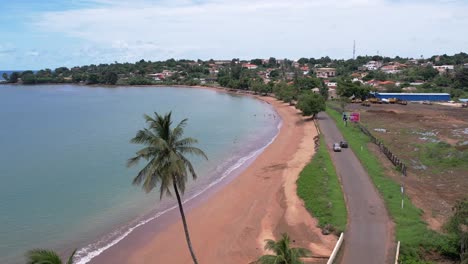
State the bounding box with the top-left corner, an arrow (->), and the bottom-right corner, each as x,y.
373,93 -> 451,102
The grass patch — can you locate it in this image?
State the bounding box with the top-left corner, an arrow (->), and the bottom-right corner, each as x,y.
297,135 -> 347,233
326,106 -> 459,263
420,142 -> 468,169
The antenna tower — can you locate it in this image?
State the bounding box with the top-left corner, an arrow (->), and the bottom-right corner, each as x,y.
353,40 -> 356,60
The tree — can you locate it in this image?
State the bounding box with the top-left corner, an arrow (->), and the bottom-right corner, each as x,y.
267,57 -> 277,68
9,72 -> 19,83
86,73 -> 100,85
251,59 -> 264,66
296,91 -> 326,119
104,71 -> 118,85
128,112 -> 208,264
2,72 -> 9,82
274,82 -> 297,104
254,233 -> 311,264
294,77 -> 321,90
26,249 -> 76,264
455,68 -> 468,90
319,83 -> 329,100
337,78 -> 370,99
21,73 -> 36,84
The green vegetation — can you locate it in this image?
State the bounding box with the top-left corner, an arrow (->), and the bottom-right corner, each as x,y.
326,106 -> 460,263
419,142 -> 468,170
2,53 -> 468,99
445,200 -> 468,263
296,135 -> 347,233
296,92 -> 326,118
26,249 -> 76,264
254,233 -> 312,264
336,78 -> 371,99
127,112 -> 208,264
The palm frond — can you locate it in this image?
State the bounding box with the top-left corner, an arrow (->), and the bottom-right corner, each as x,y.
26,249 -> 62,264
291,247 -> 312,258
132,158 -> 159,190
258,233 -> 311,264
254,255 -> 278,264
66,249 -> 77,264
130,128 -> 158,145
172,118 -> 188,141
177,146 -> 208,160
175,137 -> 198,148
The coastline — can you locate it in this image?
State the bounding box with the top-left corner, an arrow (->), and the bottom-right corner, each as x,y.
88,92 -> 336,263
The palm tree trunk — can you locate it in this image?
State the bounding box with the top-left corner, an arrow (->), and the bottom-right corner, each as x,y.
173,179 -> 199,264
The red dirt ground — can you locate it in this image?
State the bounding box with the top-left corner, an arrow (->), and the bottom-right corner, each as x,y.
346,102 -> 468,231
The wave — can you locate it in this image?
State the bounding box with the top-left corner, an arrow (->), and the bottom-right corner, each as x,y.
75,119 -> 282,264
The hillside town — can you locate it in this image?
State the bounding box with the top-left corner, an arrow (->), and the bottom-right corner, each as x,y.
3,53 -> 468,104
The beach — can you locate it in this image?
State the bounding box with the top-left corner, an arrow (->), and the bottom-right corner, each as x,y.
90,94 -> 336,264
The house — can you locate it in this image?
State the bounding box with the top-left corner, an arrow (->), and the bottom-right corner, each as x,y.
162,70 -> 175,77
209,68 -> 219,76
292,61 -> 300,68
214,60 -> 231,65
381,65 -> 401,74
147,73 -> 166,80
315,68 -> 336,78
326,82 -> 337,89
300,66 -> 309,75
407,59 -> 419,65
402,87 -> 418,92
242,63 -> 258,70
433,65 -> 455,74
464,63 -> 468,69
410,81 -> 425,86
311,87 -> 320,93
363,61 -> 382,71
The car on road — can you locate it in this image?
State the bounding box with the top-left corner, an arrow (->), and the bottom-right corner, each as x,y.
333,143 -> 341,152
340,141 -> 348,148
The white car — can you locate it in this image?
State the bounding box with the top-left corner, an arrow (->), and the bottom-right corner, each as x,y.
333,143 -> 341,152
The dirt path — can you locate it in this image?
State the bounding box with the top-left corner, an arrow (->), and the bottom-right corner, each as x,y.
317,112 -> 394,264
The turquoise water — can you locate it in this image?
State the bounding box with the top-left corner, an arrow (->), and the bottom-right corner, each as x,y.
0,85 -> 280,264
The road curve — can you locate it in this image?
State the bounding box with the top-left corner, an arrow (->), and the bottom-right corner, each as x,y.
317,112 -> 393,264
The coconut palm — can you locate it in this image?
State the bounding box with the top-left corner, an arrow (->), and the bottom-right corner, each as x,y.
128,112 -> 207,264
26,249 -> 76,264
255,233 -> 311,264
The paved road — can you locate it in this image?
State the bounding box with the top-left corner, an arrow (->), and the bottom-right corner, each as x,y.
317,112 -> 393,264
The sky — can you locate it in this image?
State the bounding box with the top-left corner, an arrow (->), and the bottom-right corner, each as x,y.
1,0 -> 468,70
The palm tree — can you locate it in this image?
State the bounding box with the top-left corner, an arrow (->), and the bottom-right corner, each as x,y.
26,249 -> 76,264
128,112 -> 207,264
254,233 -> 311,264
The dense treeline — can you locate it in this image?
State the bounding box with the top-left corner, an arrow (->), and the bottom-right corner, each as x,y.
2,53 -> 468,99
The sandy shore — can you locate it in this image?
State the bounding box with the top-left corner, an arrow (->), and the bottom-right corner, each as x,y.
91,94 -> 336,264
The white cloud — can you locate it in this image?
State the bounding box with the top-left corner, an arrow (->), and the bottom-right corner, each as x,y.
32,0 -> 468,64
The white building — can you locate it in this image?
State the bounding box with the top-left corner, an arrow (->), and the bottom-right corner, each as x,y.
363,61 -> 382,71
433,65 -> 455,74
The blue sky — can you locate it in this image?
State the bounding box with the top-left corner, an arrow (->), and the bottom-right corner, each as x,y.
1,0 -> 468,70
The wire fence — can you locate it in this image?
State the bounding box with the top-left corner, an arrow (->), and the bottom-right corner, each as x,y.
356,124 -> 407,176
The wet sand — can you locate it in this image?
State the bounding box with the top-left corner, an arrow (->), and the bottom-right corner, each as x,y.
92,94 -> 336,264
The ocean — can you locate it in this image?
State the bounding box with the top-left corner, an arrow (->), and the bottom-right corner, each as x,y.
0,84 -> 281,264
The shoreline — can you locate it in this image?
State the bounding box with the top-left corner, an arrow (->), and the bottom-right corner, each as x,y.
88,90 -> 336,263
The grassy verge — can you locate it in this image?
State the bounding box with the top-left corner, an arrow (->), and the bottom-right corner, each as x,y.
326,106 -> 458,263
297,134 -> 347,233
